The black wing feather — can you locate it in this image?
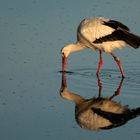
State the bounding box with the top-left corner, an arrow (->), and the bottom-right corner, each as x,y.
93,20 -> 140,48
103,20 -> 130,31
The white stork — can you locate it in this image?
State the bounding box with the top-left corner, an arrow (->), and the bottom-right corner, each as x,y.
61,17 -> 140,78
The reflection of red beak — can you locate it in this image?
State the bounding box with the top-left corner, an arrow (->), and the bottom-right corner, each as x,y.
62,71 -> 67,87
62,55 -> 67,72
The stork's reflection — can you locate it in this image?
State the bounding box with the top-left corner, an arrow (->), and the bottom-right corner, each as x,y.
60,73 -> 140,131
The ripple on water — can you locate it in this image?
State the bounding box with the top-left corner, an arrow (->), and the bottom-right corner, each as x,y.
59,68 -> 140,99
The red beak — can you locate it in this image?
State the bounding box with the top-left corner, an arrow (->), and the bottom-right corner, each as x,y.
62,55 -> 67,72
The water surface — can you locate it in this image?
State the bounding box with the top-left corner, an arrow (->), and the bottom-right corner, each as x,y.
0,0 -> 140,140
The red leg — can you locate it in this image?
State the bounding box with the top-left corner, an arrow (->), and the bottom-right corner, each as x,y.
96,50 -> 103,76
110,52 -> 125,78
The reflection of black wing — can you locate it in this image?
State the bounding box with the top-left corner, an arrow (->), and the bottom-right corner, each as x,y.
91,107 -> 127,125
91,107 -> 140,129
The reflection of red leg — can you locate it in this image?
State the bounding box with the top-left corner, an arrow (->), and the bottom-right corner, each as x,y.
96,50 -> 103,76
110,52 -> 125,78
115,78 -> 124,96
96,75 -> 102,97
109,78 -> 124,100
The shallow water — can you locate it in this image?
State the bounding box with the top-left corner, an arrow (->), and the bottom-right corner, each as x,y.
0,0 -> 140,140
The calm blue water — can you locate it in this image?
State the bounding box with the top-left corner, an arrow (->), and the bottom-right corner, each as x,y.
0,0 -> 140,140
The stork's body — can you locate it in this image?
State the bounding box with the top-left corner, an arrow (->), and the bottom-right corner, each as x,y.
61,17 -> 140,77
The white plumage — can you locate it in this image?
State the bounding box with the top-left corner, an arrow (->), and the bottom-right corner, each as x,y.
79,17 -> 114,42
61,17 -> 140,77
78,17 -> 132,52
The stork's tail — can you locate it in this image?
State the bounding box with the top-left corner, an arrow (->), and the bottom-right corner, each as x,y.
123,30 -> 140,48
127,107 -> 140,120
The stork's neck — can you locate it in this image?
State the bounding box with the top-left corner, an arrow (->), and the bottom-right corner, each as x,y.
61,89 -> 85,105
69,43 -> 85,53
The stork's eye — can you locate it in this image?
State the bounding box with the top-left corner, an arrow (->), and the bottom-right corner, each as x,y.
60,87 -> 64,93
62,52 -> 65,57
60,88 -> 63,92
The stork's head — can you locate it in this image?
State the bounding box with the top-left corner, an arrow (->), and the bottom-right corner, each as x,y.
61,44 -> 75,58
61,44 -> 74,72
61,43 -> 85,72
61,43 -> 85,58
